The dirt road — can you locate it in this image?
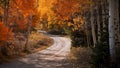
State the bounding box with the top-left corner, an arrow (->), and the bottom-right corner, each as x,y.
0,36 -> 71,68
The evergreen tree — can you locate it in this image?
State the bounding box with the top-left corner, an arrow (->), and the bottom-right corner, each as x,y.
91,17 -> 110,68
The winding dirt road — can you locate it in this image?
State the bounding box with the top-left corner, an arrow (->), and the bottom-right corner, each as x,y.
0,36 -> 71,68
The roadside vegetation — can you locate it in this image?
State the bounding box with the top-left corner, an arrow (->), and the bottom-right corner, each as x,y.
67,47 -> 92,68
0,32 -> 53,63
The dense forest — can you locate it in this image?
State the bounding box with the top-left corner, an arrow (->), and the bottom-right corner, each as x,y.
0,0 -> 120,68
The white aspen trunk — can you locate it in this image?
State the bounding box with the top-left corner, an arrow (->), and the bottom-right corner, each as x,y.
116,0 -> 120,43
97,4 -> 101,42
91,7 -> 97,47
109,0 -> 116,62
118,0 -> 120,42
102,1 -> 106,30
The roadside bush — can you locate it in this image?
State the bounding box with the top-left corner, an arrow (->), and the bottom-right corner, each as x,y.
48,29 -> 66,35
0,23 -> 13,44
71,30 -> 87,47
91,41 -> 110,68
0,22 -> 14,62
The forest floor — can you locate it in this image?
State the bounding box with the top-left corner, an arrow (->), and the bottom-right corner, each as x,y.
0,35 -> 71,68
66,47 -> 92,68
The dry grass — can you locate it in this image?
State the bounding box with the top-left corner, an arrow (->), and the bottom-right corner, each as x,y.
65,47 -> 92,68
0,32 -> 53,63
29,32 -> 54,52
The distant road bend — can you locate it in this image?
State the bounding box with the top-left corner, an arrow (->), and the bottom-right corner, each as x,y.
0,35 -> 71,68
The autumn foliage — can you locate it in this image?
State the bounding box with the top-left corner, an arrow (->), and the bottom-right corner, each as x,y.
0,0 -> 38,47
52,0 -> 91,20
36,0 -> 92,31
0,22 -> 13,44
8,0 -> 37,32
0,0 -> 39,57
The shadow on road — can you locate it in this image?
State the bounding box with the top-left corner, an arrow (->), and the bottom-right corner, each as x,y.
0,52 -> 70,68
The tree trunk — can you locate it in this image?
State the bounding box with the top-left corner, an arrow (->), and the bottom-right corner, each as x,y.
85,20 -> 90,47
114,0 -> 120,67
36,0 -> 39,8
90,7 -> 97,47
115,0 -> 120,45
118,0 -> 120,42
0,14 -> 2,22
109,0 -> 116,63
97,4 -> 101,42
3,1 -> 9,26
102,1 -> 106,31
24,15 -> 32,52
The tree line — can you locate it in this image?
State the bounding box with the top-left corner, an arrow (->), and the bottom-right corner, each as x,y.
39,0 -> 120,67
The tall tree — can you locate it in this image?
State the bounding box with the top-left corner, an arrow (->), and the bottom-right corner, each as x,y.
19,0 -> 36,51
9,0 -> 37,51
109,0 -> 116,64
0,0 -> 10,26
90,5 -> 97,47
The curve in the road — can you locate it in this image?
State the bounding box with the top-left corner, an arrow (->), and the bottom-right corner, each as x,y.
0,36 -> 71,68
